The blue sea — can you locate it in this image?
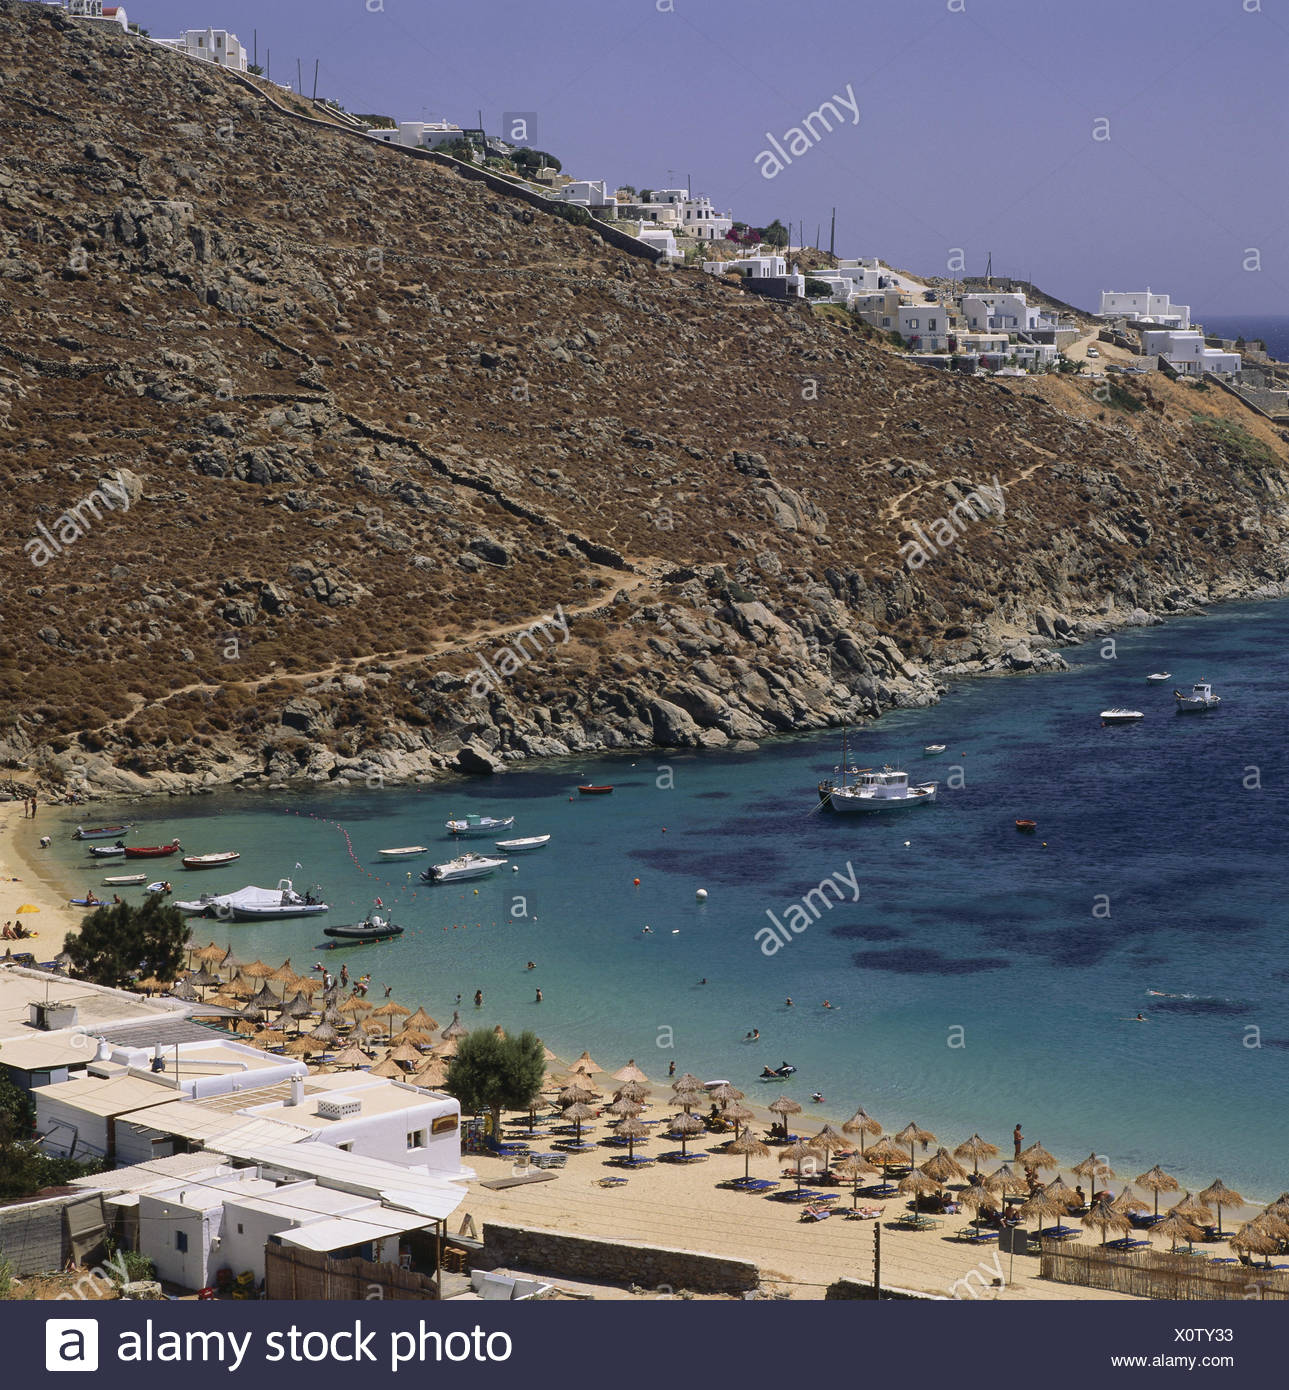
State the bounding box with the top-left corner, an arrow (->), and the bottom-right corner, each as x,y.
1197,315 -> 1289,362
40,600 -> 1289,1199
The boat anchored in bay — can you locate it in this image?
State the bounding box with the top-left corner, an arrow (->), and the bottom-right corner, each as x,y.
1175,680 -> 1221,713
422,853 -> 508,884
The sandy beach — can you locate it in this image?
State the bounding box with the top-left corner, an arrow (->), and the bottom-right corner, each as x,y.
0,800 -> 84,958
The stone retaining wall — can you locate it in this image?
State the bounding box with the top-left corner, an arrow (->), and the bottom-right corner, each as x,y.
481,1221 -> 759,1294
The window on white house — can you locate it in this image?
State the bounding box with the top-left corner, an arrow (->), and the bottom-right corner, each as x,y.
237,1223 -> 244,1234
338,1142 -> 353,1152
176,1231 -> 188,1252
407,1130 -> 427,1150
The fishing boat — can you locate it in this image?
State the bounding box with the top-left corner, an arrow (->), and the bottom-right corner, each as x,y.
495,835 -> 551,852
445,814 -> 515,837
89,843 -> 128,858
421,853 -> 507,884
174,879 -> 328,921
323,909 -> 404,944
123,840 -> 182,859
103,874 -> 147,886
1146,672 -> 1171,683
923,745 -> 947,757
377,845 -> 429,859
181,850 -> 240,870
1015,819 -> 1037,832
577,785 -> 613,795
1099,709 -> 1143,724
1175,680 -> 1220,713
75,823 -> 132,840
820,766 -> 937,813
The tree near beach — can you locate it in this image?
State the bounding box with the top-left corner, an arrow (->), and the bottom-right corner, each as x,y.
446,1029 -> 545,1137
63,895 -> 187,990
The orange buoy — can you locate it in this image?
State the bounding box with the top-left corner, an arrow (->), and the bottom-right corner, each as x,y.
633,877 -> 640,886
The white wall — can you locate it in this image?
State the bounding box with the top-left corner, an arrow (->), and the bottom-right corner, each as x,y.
138,1196 -> 216,1290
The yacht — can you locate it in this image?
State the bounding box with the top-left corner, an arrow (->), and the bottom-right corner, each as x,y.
422,853 -> 508,883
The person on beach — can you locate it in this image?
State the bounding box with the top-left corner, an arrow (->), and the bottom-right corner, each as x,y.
340,964 -> 349,987
535,988 -> 542,1003
668,1060 -> 676,1076
40,836 -> 50,849
1013,1123 -> 1023,1158
474,989 -> 483,1007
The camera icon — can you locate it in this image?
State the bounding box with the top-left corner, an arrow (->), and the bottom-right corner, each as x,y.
46,1319 -> 99,1372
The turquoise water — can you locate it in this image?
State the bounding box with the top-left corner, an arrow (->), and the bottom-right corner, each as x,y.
43,601 -> 1289,1199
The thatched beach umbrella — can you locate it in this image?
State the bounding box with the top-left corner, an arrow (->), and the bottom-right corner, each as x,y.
572,1049 -> 605,1077
1111,1185 -> 1150,1215
614,1079 -> 651,1104
956,1183 -> 996,1217
371,999 -> 411,1039
922,1147 -> 968,1186
368,1055 -> 405,1080
250,1030 -> 287,1050
811,1125 -> 849,1161
433,1036 -> 460,1059
726,1128 -> 771,1183
1168,1192 -> 1215,1226
664,1111 -> 704,1159
339,995 -> 373,1018
863,1136 -> 909,1178
1044,1177 -> 1082,1212
558,1081 -> 598,1107
1083,1197 -> 1132,1246
1017,1142 -> 1058,1173
1135,1164 -> 1181,1217
278,991 -> 313,1033
169,978 -> 199,1003
1228,1221 -> 1279,1266
767,1095 -> 802,1136
237,1002 -> 266,1023
441,1011 -> 469,1040
330,1043 -> 371,1069
606,1096 -> 644,1119
192,942 -> 226,964
409,1055 -> 449,1089
561,1100 -> 597,1146
613,1116 -> 651,1162
188,966 -> 221,994
1198,1180 -> 1245,1237
842,1107 -> 882,1155
1152,1209 -> 1202,1254
612,1059 -> 649,1084
284,1036 -> 322,1057
241,959 -> 275,982
780,1138 -> 824,1192
708,1083 -> 745,1106
1016,1188 -> 1067,1232
405,1007 -> 439,1032
898,1166 -> 942,1213
894,1121 -> 937,1166
1266,1192 -> 1289,1220
394,1026 -> 434,1046
835,1154 -> 879,1208
953,1133 -> 1000,1178
250,982 -> 279,1009
307,1021 -> 340,1047
722,1103 -> 754,1138
1072,1152 -> 1116,1197
388,1040 -> 423,1065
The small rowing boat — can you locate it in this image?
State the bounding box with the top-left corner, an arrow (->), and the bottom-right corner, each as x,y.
89,843 -> 127,858
75,823 -> 131,840
923,744 -> 947,756
1014,819 -> 1037,832
124,840 -> 182,859
495,835 -> 551,852
1099,709 -> 1143,725
577,785 -> 613,795
445,814 -> 515,837
103,874 -> 147,886
1146,672 -> 1171,683
377,845 -> 429,859
181,851 -> 240,870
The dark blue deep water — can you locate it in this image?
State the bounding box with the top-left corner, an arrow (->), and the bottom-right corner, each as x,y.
44,600 -> 1289,1197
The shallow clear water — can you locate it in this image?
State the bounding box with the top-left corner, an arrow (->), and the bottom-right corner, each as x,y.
43,600 -> 1289,1198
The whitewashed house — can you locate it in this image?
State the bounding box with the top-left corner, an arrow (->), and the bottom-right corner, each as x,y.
634,189 -> 686,228
155,28 -> 249,71
1140,329 -> 1240,375
1099,290 -> 1190,329
961,291 -> 1055,333
558,180 -> 614,208
681,193 -> 733,241
956,331 -> 1010,357
366,120 -> 468,150
68,1 -> 129,29
897,303 -> 950,351
1011,341 -> 1060,370
633,224 -> 679,260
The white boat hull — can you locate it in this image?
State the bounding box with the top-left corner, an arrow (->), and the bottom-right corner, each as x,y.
445,817 -> 515,837
229,904 -> 329,921
824,785 -> 937,812
424,854 -> 508,883
1176,700 -> 1219,713
378,846 -> 428,859
495,836 -> 550,852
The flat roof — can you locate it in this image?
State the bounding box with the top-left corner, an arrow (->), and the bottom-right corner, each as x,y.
115,1098 -> 310,1146
226,1182 -> 368,1221
0,965 -> 181,1038
69,1154 -> 234,1195
36,1071 -> 181,1117
279,1211 -> 429,1252
0,1030 -> 97,1071
245,1082 -> 446,1129
144,1174 -> 280,1212
96,1017 -> 231,1049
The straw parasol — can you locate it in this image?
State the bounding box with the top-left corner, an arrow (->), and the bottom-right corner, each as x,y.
1016,1188 -> 1067,1231
1198,1180 -> 1245,1237
1017,1141 -> 1058,1173
319,1004 -> 346,1028
1135,1164 -> 1181,1217
921,1146 -> 968,1185
349,1021 -> 376,1048
561,1100 -> 597,1146
558,1082 -> 598,1107
810,1125 -> 850,1160
306,1021 -> 340,1047
388,1040 -> 424,1066
614,1079 -> 650,1104
953,1133 -> 1000,1177
612,1059 -> 649,1084
371,999 -> 412,1039
241,959 -> 275,981
1227,1222 -> 1278,1265
767,1095 -> 802,1136
726,1128 -> 771,1183
898,1166 -> 944,1212
894,1121 -> 937,1166
708,1083 -> 745,1106
294,976 -> 322,997
722,1103 -> 754,1138
135,976 -> 168,994
1072,1152 -> 1116,1196
956,1183 -> 998,1220
168,978 -> 199,1003
433,1036 -> 459,1059
441,1011 -> 469,1040
835,1154 -> 879,1208
842,1107 -> 883,1155
188,966 -> 221,993
1082,1196 -> 1132,1245
193,942 -> 227,964
339,995 -> 373,1018
779,1138 -> 823,1192
284,1036 -> 322,1057
541,1045 -> 560,1063
667,1110 -> 704,1159
613,1116 -> 651,1163
606,1096 -> 643,1119
1111,1185 -> 1150,1215
492,1024 -> 506,1039
1168,1192 -> 1215,1226
394,1027 -> 434,1046
330,1043 -> 371,1069
368,1055 -> 405,1080
863,1136 -> 909,1177
250,1030 -> 287,1050
409,1055 -> 450,1089
571,1049 -> 605,1077
405,1007 -> 439,1032
237,1002 -> 267,1023
1152,1209 -> 1202,1254
1044,1176 -> 1082,1212
251,982 -> 280,1009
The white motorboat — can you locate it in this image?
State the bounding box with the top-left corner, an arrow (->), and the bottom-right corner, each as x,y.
89,843 -> 128,858
1175,680 -> 1220,713
1100,709 -> 1144,724
820,766 -> 937,813
378,845 -> 429,859
1146,672 -> 1171,683
495,835 -> 551,852
923,744 -> 947,756
445,814 -> 515,837
103,873 -> 147,886
422,853 -> 508,883
174,878 -> 329,920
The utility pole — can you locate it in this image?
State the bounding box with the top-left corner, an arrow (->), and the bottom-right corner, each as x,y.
829,206 -> 835,258
312,59 -> 319,101
252,29 -> 257,68
874,1218 -> 882,1297
297,57 -> 303,96
266,48 -> 270,81
986,250 -> 992,289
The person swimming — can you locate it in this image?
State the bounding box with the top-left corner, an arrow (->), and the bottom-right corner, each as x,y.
811,1091 -> 824,1103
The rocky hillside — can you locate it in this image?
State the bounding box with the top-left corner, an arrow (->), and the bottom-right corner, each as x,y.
2,2 -> 1288,795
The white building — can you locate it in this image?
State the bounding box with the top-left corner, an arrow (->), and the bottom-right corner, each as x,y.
1099,289 -> 1190,329
558,179 -> 614,208
633,224 -> 679,261
961,291 -> 1056,334
366,120 -> 466,149
1140,329 -> 1240,375
68,1 -> 129,29
154,28 -> 248,71
956,331 -> 1010,357
702,253 -> 787,279
897,303 -> 951,352
1011,341 -> 1060,370
680,193 -> 733,241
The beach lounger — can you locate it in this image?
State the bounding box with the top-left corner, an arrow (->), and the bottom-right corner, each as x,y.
860,1183 -> 899,1198
800,1204 -> 834,1222
953,1227 -> 999,1243
1038,1225 -> 1081,1240
1129,1212 -> 1166,1229
893,1213 -> 942,1231
658,1150 -> 709,1163
484,1135 -> 530,1157
1105,1238 -> 1149,1252
609,1155 -> 655,1168
1209,1256 -> 1238,1265
552,1140 -> 597,1153
774,1189 -> 831,1203
530,1152 -> 567,1168
597,1177 -> 628,1188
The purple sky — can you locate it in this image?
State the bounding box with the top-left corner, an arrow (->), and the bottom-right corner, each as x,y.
138,0 -> 1285,316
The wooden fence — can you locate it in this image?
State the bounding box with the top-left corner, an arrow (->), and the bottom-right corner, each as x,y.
1040,1241 -> 1289,1300
264,1243 -> 439,1301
